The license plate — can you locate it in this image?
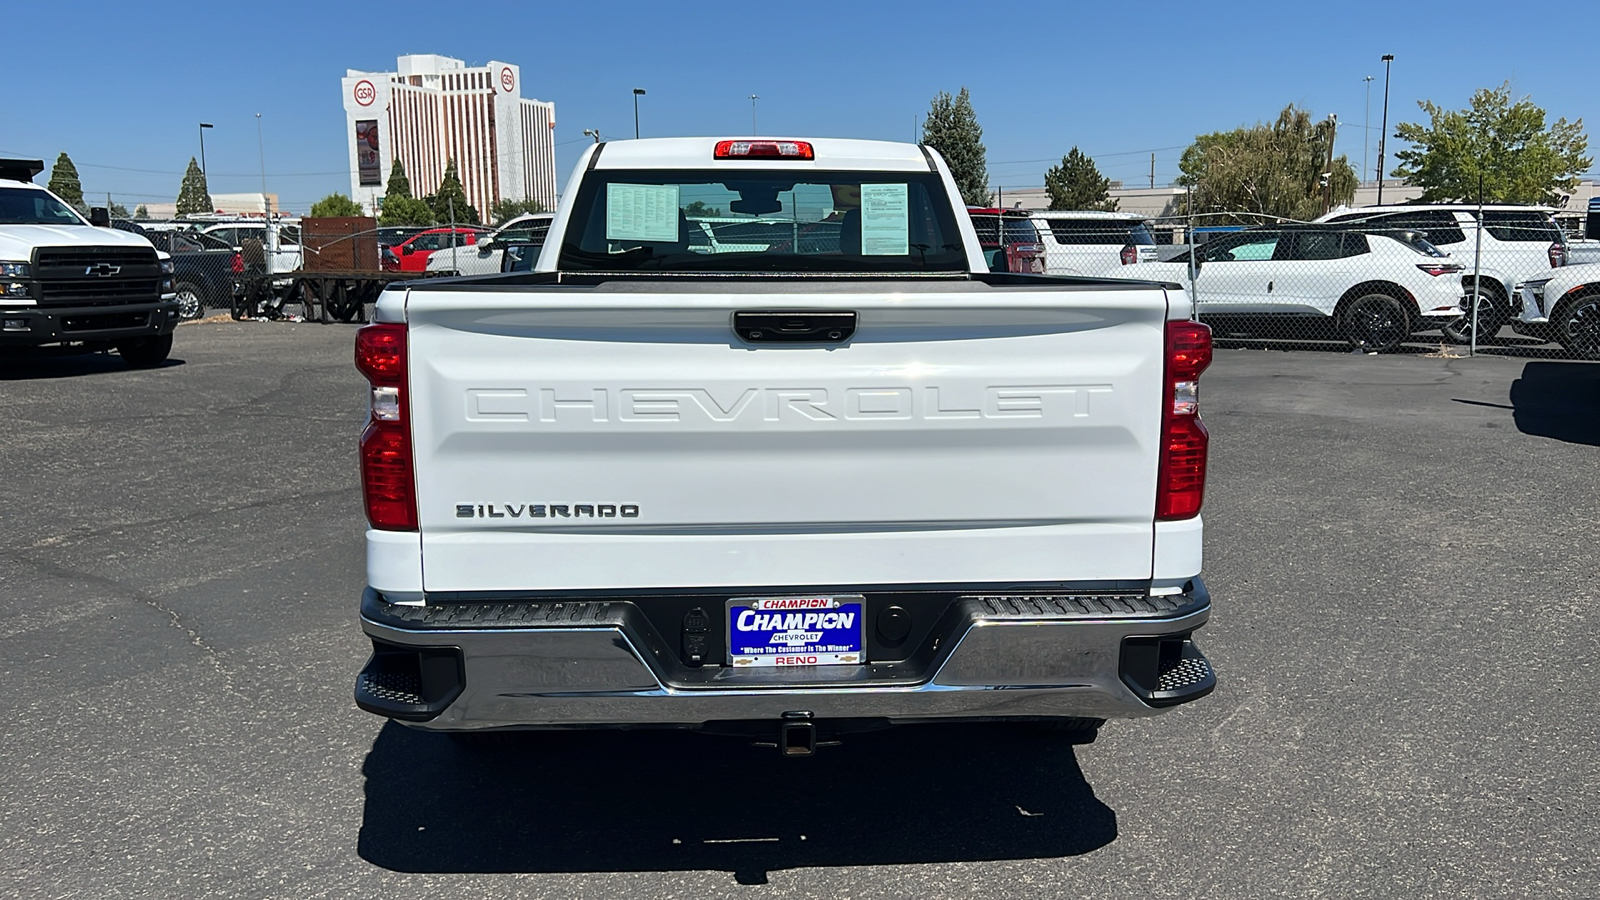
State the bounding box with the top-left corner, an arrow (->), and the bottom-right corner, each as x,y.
727,595 -> 866,667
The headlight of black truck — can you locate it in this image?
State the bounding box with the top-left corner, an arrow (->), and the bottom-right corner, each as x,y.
0,260 -> 29,297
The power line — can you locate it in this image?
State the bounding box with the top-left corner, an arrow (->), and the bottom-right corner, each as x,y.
990,145 -> 1188,165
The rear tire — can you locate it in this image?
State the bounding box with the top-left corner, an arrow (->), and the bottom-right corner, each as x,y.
1555,293 -> 1600,361
116,333 -> 173,368
1441,286 -> 1506,343
1339,292 -> 1411,353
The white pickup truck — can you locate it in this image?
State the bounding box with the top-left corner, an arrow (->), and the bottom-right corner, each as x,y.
1,159 -> 179,366
352,137 -> 1217,754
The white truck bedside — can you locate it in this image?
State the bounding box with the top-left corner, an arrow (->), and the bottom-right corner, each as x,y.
351,137 -> 1217,754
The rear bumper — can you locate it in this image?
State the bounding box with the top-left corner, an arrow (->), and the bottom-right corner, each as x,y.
355,580 -> 1215,730
0,300 -> 178,346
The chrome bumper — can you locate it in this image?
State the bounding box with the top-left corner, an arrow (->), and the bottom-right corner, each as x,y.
356,582 -> 1214,730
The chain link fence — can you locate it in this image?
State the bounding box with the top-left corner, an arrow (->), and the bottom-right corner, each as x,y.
972,208 -> 1600,360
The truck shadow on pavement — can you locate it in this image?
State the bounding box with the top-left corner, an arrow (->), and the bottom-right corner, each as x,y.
0,352 -> 184,380
1506,361 -> 1600,446
358,721 -> 1117,883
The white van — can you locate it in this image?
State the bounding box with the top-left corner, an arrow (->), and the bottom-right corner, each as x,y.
1032,211 -> 1159,276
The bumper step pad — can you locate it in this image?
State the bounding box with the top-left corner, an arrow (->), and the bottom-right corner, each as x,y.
962,591 -> 1205,620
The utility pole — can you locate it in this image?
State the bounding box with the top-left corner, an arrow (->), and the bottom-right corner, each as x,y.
1150,152 -> 1156,189
749,94 -> 759,134
1377,55 -> 1394,205
1362,75 -> 1374,185
632,88 -> 646,139
1324,114 -> 1338,215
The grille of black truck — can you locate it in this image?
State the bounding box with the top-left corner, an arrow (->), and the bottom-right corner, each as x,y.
62,312 -> 151,332
33,246 -> 162,306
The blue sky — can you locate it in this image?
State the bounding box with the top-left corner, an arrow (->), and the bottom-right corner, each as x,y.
4,1 -> 1589,213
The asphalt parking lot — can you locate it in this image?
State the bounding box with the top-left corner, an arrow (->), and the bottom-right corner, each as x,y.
2,322 -> 1597,899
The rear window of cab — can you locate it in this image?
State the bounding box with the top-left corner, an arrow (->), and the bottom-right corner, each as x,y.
557,170 -> 967,273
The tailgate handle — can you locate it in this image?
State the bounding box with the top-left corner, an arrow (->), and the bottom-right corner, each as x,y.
733,310 -> 857,344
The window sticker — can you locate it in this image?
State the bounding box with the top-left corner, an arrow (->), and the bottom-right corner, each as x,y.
606,183 -> 680,242
859,183 -> 909,255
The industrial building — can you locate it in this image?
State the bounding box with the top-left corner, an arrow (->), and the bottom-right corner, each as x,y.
340,54 -> 557,218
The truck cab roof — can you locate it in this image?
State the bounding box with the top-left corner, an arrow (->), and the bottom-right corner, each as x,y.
591,137 -> 934,172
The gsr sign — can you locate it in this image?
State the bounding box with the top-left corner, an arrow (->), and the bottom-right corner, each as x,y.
465,385 -> 1114,425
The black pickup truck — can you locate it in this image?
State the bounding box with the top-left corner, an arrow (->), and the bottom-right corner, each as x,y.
112,221 -> 238,319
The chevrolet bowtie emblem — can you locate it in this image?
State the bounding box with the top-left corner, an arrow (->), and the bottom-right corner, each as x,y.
85,264 -> 121,277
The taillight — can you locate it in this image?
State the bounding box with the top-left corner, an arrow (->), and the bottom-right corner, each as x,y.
714,140 -> 814,159
1156,320 -> 1212,521
1416,263 -> 1462,276
1120,244 -> 1137,265
231,252 -> 243,274
356,323 -> 416,531
1549,242 -> 1567,268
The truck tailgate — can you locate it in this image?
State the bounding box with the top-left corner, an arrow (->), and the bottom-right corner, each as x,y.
402,280 -> 1171,592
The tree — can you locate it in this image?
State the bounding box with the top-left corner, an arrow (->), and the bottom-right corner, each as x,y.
134,204 -> 149,219
922,88 -> 989,206
378,194 -> 435,227
1176,105 -> 1356,223
683,200 -> 721,217
1045,147 -> 1118,211
47,153 -> 85,211
1392,84 -> 1591,205
385,159 -> 412,199
108,201 -> 131,218
309,193 -> 366,217
424,158 -> 480,224
489,197 -> 545,224
175,157 -> 213,216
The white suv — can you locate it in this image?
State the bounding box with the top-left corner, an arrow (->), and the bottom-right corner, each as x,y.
1032,211 -> 1159,276
426,212 -> 554,276
1512,262 -> 1600,359
1317,205 -> 1566,342
200,221 -> 303,273
1118,225 -> 1464,352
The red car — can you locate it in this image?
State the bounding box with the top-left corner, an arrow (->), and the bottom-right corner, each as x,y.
389,227 -> 484,272
967,208 -> 1046,274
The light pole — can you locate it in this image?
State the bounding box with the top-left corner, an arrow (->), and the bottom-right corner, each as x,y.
582,129 -> 601,144
632,88 -> 646,139
255,113 -> 268,213
749,94 -> 759,134
1376,54 -> 1394,205
1362,76 -> 1374,186
198,122 -> 213,180
255,112 -> 271,276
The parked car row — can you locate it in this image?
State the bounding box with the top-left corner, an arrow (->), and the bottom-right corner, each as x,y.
1119,224 -> 1466,352
430,213 -> 553,275
1316,205 -> 1567,344
384,225 -> 486,273
111,220 -> 240,319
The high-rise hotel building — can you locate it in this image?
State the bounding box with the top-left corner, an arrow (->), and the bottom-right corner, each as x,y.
341,54 -> 557,217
